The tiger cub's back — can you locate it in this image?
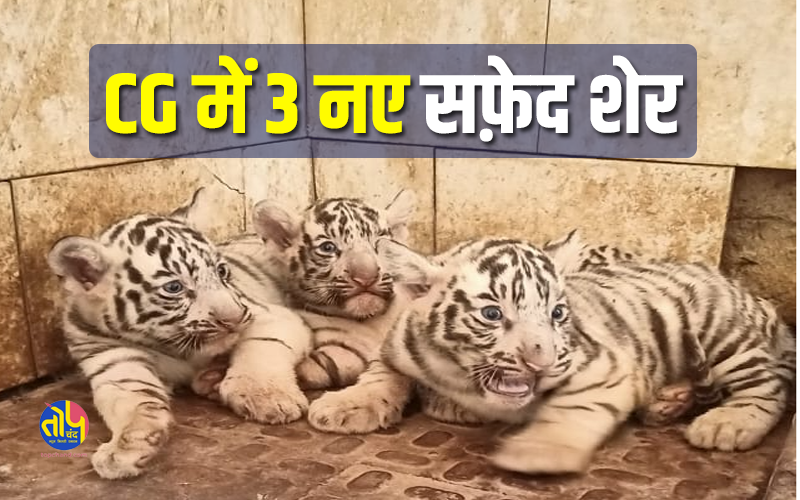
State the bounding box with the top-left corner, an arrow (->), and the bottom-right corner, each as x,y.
566,260 -> 795,402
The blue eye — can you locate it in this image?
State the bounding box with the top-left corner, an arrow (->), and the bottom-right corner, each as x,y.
317,241 -> 338,255
217,263 -> 230,280
551,305 -> 566,321
480,306 -> 503,322
162,280 -> 184,294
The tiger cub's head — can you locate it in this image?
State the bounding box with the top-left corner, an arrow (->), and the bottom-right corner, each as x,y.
48,189 -> 251,358
379,237 -> 575,416
252,190 -> 416,320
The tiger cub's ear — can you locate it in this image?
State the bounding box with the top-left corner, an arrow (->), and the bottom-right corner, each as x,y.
384,189 -> 416,243
377,239 -> 442,296
252,200 -> 301,250
542,229 -> 585,275
170,187 -> 214,233
48,236 -> 111,290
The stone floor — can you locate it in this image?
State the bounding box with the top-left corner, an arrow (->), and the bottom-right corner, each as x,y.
0,376 -> 795,500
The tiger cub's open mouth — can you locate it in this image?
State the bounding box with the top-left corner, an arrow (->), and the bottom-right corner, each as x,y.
484,370 -> 537,397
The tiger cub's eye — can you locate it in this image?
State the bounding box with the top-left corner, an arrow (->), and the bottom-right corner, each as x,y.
317,241 -> 338,255
481,305 -> 504,321
217,263 -> 231,280
551,304 -> 567,321
162,280 -> 184,294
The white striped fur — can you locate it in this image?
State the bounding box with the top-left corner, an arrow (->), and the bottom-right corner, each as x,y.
306,230 -> 640,432
48,189 -> 313,479
307,236 -> 795,475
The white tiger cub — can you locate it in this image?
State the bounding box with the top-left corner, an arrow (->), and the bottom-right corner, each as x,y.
190,190 -> 419,427
310,236 -> 795,475
308,231 -> 690,431
242,190 -> 417,390
47,190 -> 313,479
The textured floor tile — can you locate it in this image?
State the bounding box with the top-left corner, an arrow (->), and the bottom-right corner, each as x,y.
0,376 -> 792,499
12,159 -> 245,376
546,0 -> 795,169
435,155 -> 733,262
721,168 -> 796,320
0,182 -> 35,390
764,417 -> 796,500
304,0 -> 549,43
313,142 -> 435,253
301,463 -> 496,499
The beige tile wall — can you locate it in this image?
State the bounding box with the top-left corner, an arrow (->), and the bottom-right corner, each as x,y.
0,0 -> 795,389
0,0 -> 305,180
304,0 -> 550,44
545,0 -> 796,169
721,168 -> 797,320
0,182 -> 36,388
243,157 -> 315,232
435,156 -> 734,262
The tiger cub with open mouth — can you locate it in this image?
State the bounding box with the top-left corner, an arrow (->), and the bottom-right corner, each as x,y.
307,235 -> 795,475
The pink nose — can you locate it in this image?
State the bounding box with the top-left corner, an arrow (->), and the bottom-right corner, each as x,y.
348,251 -> 380,289
215,308 -> 247,328
520,341 -> 556,372
352,274 -> 378,288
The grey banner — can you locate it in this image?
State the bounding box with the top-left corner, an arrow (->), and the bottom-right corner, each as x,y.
89,44 -> 696,158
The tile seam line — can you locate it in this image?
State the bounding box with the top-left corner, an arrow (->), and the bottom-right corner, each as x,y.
7,182 -> 40,377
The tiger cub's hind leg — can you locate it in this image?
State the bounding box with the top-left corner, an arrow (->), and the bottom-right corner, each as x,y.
191,354 -> 230,401
640,331 -> 724,426
639,380 -> 723,426
639,381 -> 695,426
296,344 -> 368,391
685,351 -> 788,451
295,312 -> 378,391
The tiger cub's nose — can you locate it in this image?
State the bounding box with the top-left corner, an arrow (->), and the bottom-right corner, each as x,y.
214,306 -> 248,329
519,341 -> 556,372
347,251 -> 380,289
351,274 -> 378,288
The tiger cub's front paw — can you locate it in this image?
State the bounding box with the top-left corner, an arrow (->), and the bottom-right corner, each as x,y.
219,373 -> 308,424
91,424 -> 167,479
308,389 -> 402,434
491,436 -> 591,475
